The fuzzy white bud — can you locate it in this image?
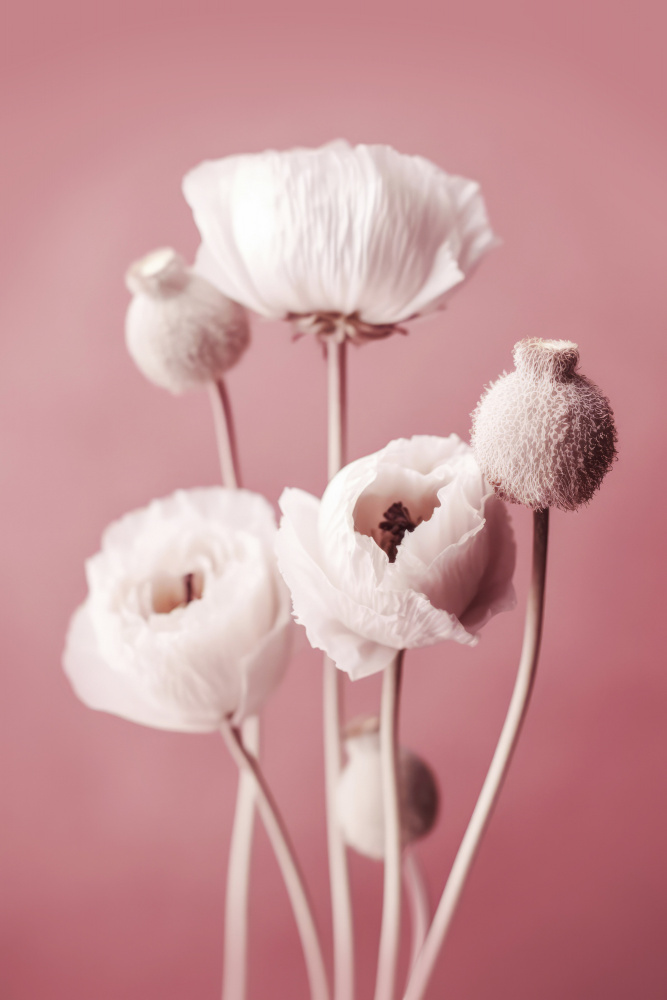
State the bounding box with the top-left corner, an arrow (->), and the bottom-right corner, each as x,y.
125,248 -> 250,394
336,716 -> 439,861
470,338 -> 617,511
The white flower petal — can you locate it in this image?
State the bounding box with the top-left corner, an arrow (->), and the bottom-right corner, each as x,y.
64,605 -> 222,732
184,142 -> 496,326
183,158 -> 272,315
234,582 -> 294,723
459,494 -> 517,631
275,489 -> 392,679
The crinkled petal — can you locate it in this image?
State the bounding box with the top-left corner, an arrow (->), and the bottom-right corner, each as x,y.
319,435 -> 472,593
318,451 -> 385,593
184,143 -> 496,324
395,478 -> 486,609
183,158 -> 273,315
459,494 -> 516,632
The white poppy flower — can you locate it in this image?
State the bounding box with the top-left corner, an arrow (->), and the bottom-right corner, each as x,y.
63,488 -> 293,731
276,436 -> 516,680
182,142 -> 496,340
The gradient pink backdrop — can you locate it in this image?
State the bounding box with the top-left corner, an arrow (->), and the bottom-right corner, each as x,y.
2,1 -> 666,998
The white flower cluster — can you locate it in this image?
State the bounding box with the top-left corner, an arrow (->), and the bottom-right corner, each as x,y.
61,139 -> 618,1000
65,141 -> 507,738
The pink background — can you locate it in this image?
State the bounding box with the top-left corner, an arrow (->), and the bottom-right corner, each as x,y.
2,1 -> 666,997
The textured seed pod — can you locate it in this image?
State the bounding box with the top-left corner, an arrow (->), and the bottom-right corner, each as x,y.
336,716 -> 440,861
470,338 -> 617,511
125,247 -> 250,394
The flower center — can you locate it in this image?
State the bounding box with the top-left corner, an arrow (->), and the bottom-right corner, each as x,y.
150,570 -> 204,614
377,502 -> 419,562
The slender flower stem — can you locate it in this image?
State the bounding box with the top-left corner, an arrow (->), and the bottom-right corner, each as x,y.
327,338 -> 347,482
403,850 -> 429,976
222,716 -> 259,1000
374,651 -> 405,1000
324,338 -> 355,1000
323,656 -> 355,1000
209,378 -> 241,489
207,376 -> 254,1000
403,508 -> 550,1000
220,721 -> 330,1000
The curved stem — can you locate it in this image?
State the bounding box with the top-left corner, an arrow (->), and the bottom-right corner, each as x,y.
324,657 -> 355,1000
374,651 -> 404,1000
220,721 -> 330,1000
324,338 -> 355,1000
222,716 -> 259,1000
403,850 -> 429,976
403,508 -> 550,1000
208,375 -> 253,998
209,378 -> 241,489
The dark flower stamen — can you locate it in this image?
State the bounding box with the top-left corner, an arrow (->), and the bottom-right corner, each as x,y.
378,502 -> 419,562
149,570 -> 203,615
183,573 -> 196,605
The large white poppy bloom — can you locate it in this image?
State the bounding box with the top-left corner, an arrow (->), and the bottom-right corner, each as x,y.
276,436 -> 515,680
182,142 -> 496,338
63,488 -> 293,731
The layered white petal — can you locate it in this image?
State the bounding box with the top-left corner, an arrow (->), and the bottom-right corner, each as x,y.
183,142 -> 496,325
183,157 -> 271,314
234,578 -> 294,723
63,604 -> 228,732
276,437 -> 515,678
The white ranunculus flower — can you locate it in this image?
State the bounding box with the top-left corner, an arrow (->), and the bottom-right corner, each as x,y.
182,142 -> 496,341
276,436 -> 516,680
63,488 -> 293,731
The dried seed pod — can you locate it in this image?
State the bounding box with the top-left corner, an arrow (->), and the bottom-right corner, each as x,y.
336,716 -> 439,861
125,247 -> 250,394
470,338 -> 617,511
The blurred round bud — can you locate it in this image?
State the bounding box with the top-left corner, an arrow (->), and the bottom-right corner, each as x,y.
125,247 -> 250,394
471,338 -> 617,511
336,716 -> 439,861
